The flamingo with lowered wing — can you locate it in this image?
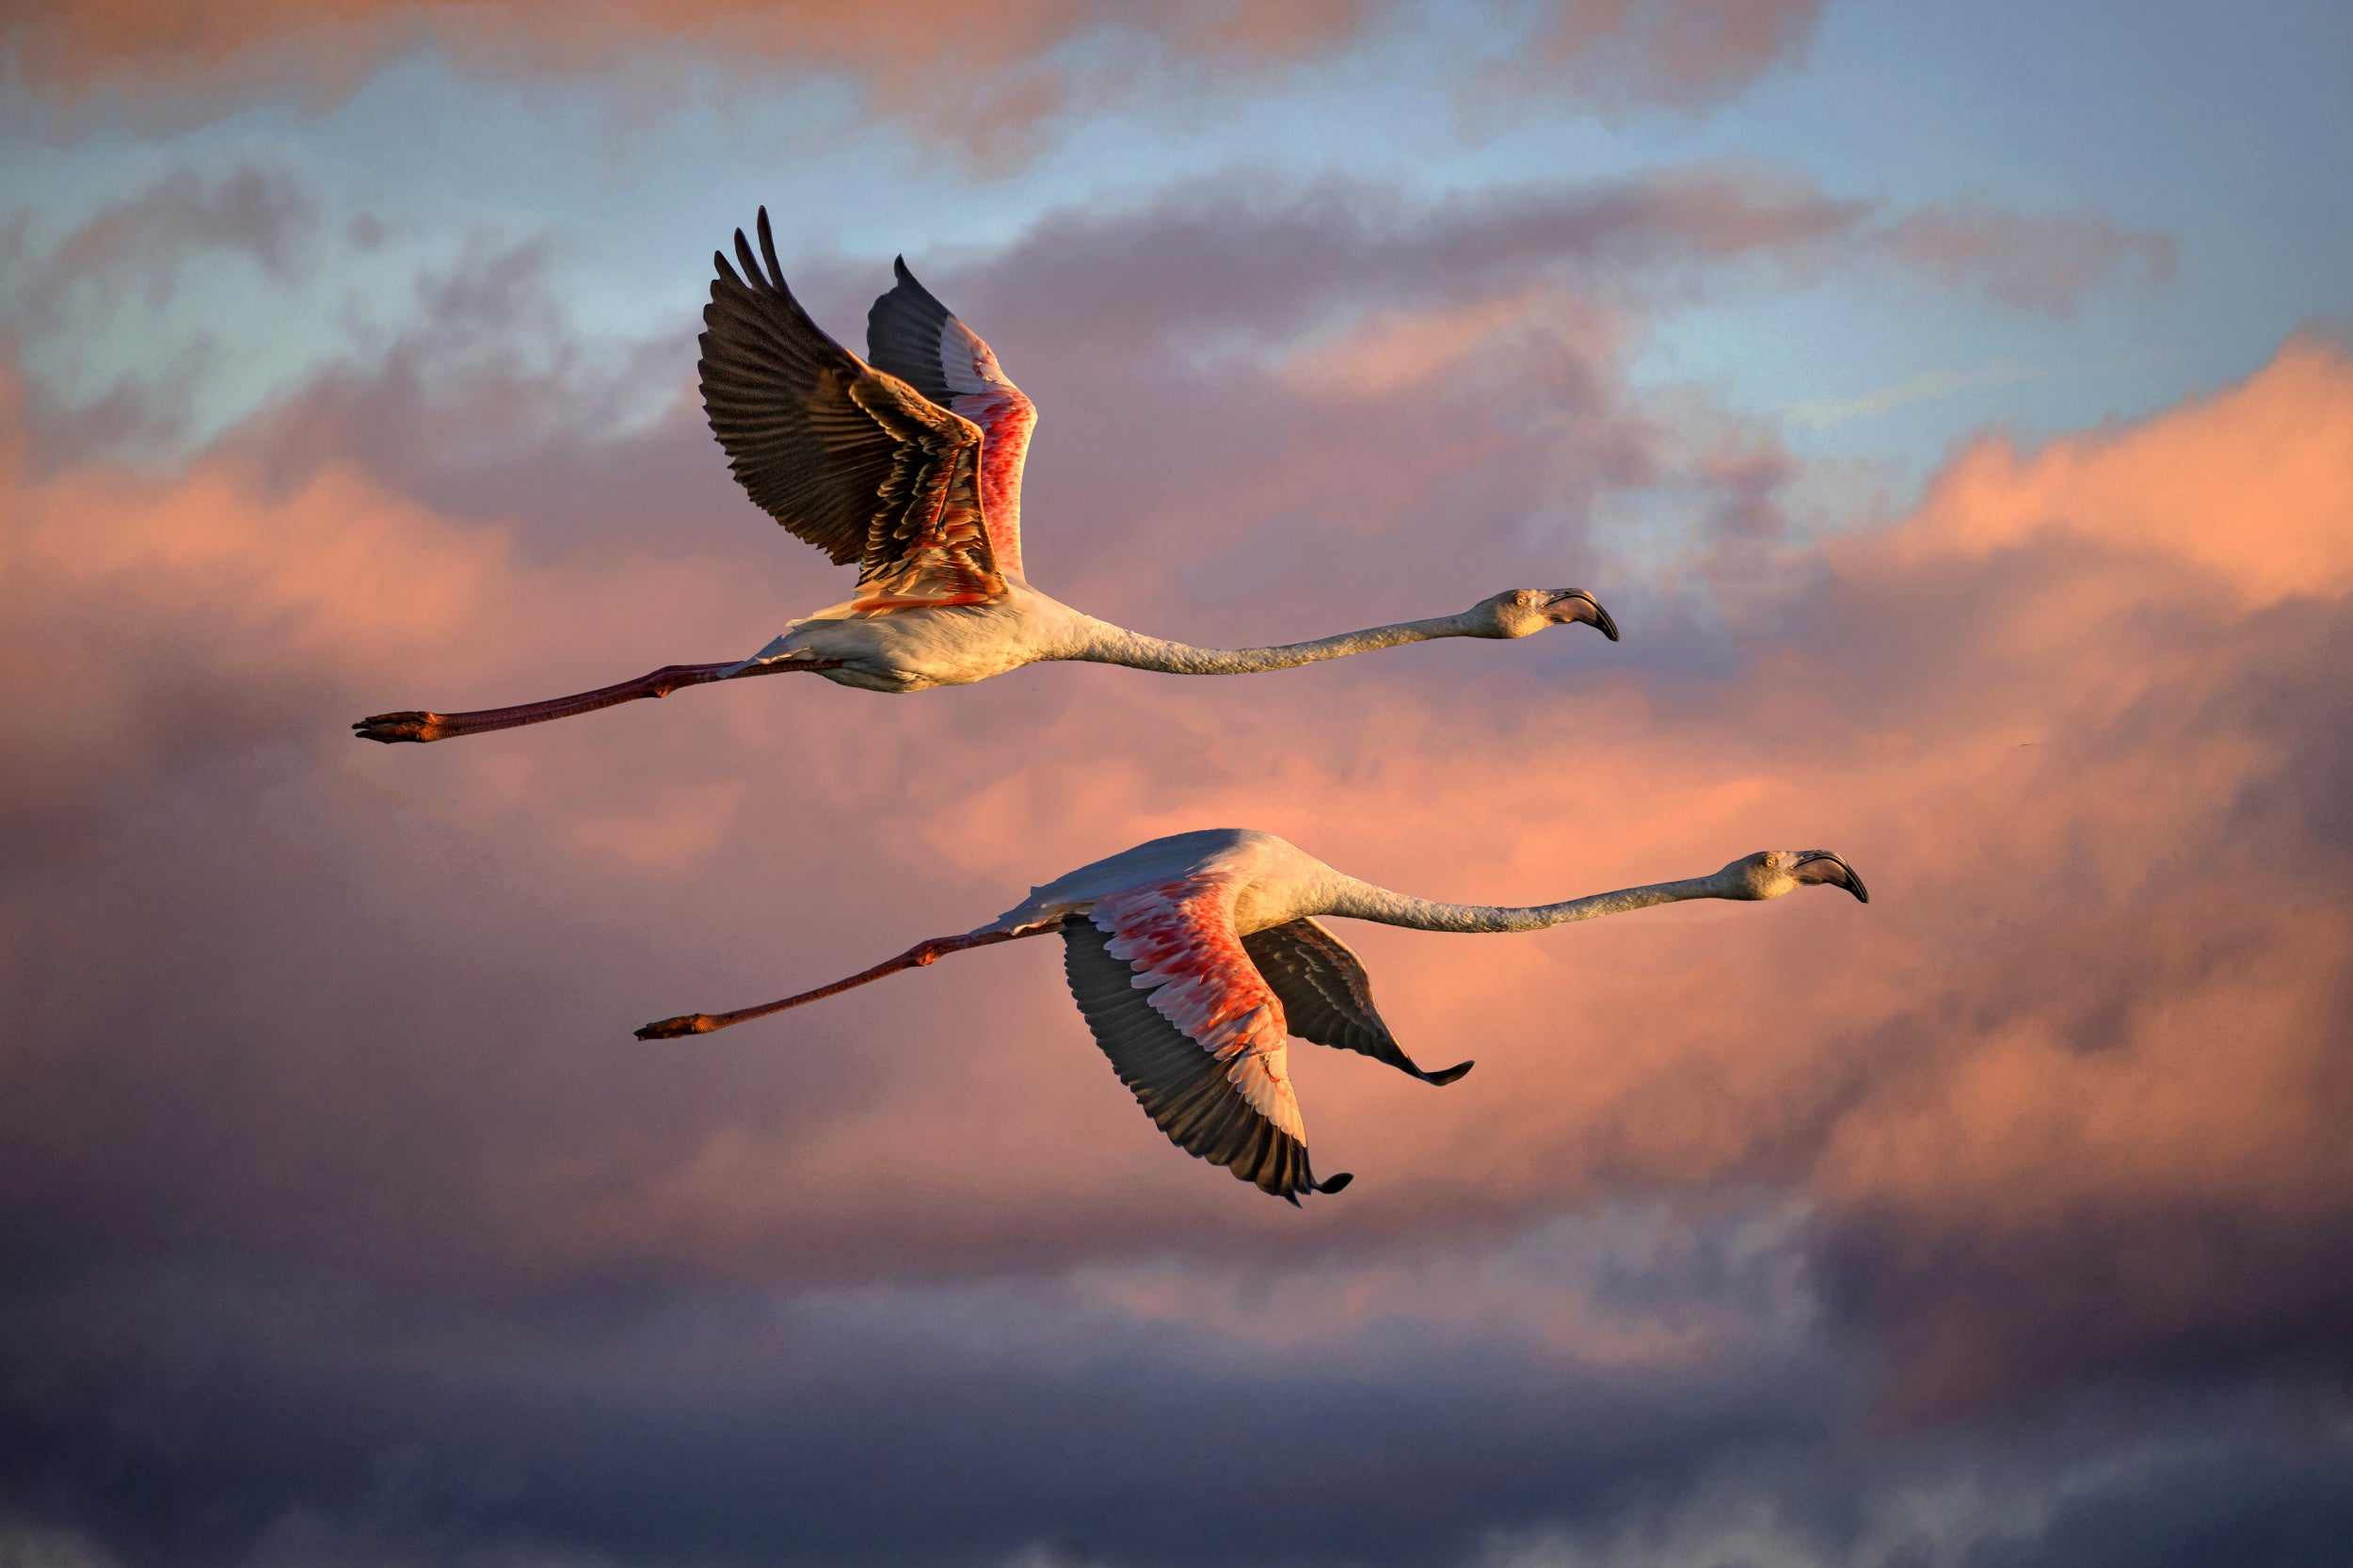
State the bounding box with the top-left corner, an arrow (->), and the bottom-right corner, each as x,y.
637,829 -> 1868,1203
354,211 -> 1618,744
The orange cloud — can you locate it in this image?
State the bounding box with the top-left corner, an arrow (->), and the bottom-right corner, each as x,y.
1897,334 -> 2353,602
3,0 -> 1822,147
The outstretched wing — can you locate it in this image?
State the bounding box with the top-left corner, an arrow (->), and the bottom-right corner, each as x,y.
1241,919 -> 1474,1086
1062,876 -> 1348,1203
867,259 -> 1037,581
699,209 -> 1003,609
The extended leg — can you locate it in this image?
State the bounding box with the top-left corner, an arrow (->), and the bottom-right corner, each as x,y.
636,924 -> 1055,1040
352,657 -> 832,744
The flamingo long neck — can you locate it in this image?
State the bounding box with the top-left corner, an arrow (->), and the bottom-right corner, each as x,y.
1062,613 -> 1475,675
1318,871 -> 1733,934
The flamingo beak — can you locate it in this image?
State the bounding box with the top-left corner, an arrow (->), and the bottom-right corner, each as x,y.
1794,852 -> 1868,903
1547,589 -> 1621,642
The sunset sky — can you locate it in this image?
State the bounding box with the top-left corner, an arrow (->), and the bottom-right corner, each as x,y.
5,3 -> 2353,1564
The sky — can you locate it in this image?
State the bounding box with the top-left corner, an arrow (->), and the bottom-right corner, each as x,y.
3,3 -> 2352,1565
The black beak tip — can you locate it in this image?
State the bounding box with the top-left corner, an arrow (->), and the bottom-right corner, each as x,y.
1798,854 -> 1868,904
1555,590 -> 1620,641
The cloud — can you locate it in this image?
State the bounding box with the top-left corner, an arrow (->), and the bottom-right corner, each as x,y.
0,157 -> 2183,499
3,167 -> 2350,1564
0,164 -> 323,466
27,165 -> 316,309
962,164 -> 1869,343
1496,0 -> 1821,114
1886,334 -> 2353,601
1780,358 -> 2060,430
1,165 -> 682,475
1,0 -> 1823,152
1881,201 -> 2180,317
1473,1423 -> 2353,1568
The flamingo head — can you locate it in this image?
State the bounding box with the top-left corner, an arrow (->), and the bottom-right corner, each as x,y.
1463,588 -> 1621,642
1719,849 -> 1870,904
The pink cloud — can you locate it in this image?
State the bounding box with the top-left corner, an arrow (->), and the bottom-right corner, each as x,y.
1882,201 -> 2180,316
3,0 -> 1823,149
1527,0 -> 1820,110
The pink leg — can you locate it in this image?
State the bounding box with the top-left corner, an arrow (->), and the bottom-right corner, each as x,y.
352,658 -> 831,744
635,924 -> 1056,1040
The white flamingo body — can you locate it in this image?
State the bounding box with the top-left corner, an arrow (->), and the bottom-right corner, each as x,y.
734,579 -> 1090,694
998,828 -> 1330,933
638,828 -> 1869,1203
355,211 -> 1616,743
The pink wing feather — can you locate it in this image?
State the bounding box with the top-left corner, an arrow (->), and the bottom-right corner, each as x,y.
951,384 -> 1034,580
867,259 -> 1036,580
1062,873 -> 1348,1202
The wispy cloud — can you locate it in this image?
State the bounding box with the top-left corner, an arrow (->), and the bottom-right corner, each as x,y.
1781,348 -> 2172,431
1881,201 -> 2180,317
1783,358 -> 2059,430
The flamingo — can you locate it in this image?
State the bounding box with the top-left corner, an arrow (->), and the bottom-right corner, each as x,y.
636,828 -> 1868,1202
353,210 -> 1619,744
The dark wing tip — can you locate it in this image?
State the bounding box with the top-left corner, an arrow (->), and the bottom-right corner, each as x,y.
1422,1060 -> 1475,1087
894,254 -> 914,282
1315,1172 -> 1354,1194
757,207 -> 782,289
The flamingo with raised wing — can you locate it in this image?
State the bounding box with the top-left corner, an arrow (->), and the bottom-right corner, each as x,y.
636,829 -> 1868,1202
354,211 -> 1618,744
